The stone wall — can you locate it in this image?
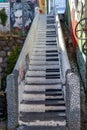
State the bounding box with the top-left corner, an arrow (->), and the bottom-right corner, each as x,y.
66,71 -> 80,130
0,34 -> 25,90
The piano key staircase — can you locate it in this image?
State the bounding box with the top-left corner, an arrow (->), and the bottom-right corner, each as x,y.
18,15 -> 67,130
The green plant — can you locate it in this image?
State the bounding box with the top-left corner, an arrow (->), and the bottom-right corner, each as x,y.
13,28 -> 23,36
1,46 -> 21,90
1,75 -> 7,91
7,46 -> 22,74
0,8 -> 8,26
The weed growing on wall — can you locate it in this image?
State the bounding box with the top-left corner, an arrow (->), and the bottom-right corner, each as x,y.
1,46 -> 22,90
0,8 -> 8,26
7,46 -> 22,75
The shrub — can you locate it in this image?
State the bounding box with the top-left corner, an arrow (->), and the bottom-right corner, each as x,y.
7,46 -> 22,74
1,47 -> 22,91
0,8 -> 8,26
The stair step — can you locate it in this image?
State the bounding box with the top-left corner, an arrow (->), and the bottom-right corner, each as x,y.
47,15 -> 55,18
46,44 -> 57,46
20,112 -> 66,122
24,88 -> 63,94
26,70 -> 60,77
19,120 -> 66,127
24,90 -> 62,94
25,77 -> 61,85
46,33 -> 56,35
34,40 -> 57,43
46,58 -> 59,61
36,34 -> 56,37
34,40 -> 56,43
47,22 -> 55,25
46,68 -> 60,72
24,84 -> 62,91
33,48 -> 57,52
34,45 -> 57,48
32,49 -> 58,54
17,125 -> 67,130
37,29 -> 56,33
30,56 -> 59,61
33,43 -> 57,46
46,50 -> 58,53
30,60 -> 59,65
45,93 -> 62,96
32,51 -> 59,56
46,98 -> 64,101
28,65 -> 60,71
36,36 -> 57,39
47,20 -> 55,22
21,100 -> 65,106
35,41 -> 57,44
46,40 -> 56,42
46,35 -> 56,37
20,104 -> 66,112
47,25 -> 55,28
33,49 -> 58,53
22,93 -> 63,101
46,31 -> 56,33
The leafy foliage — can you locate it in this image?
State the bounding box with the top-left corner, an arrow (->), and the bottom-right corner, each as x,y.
0,8 -> 8,26
7,46 -> 22,74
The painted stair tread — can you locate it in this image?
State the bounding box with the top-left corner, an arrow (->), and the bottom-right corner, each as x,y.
21,100 -> 65,107
30,56 -> 59,61
24,91 -> 62,96
30,55 -> 58,59
36,32 -> 56,36
22,93 -> 64,101
26,71 -> 60,77
20,104 -> 66,112
34,43 -> 57,46
24,84 -> 62,91
33,44 -> 57,48
37,29 -> 56,33
35,38 -> 56,42
33,49 -> 58,53
36,33 -> 56,36
33,45 -> 57,48
18,121 -> 66,128
25,77 -> 61,85
33,47 -> 57,51
32,52 -> 58,56
30,60 -> 59,65
20,112 -> 66,121
17,125 -> 67,130
28,65 -> 60,70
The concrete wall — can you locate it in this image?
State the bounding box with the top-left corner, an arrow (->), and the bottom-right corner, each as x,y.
66,71 -> 80,130
56,14 -> 71,83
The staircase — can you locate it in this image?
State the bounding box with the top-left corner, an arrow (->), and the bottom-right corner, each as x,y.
18,15 -> 67,130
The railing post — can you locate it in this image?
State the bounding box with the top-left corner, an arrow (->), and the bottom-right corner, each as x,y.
7,70 -> 18,130
66,71 -> 80,130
